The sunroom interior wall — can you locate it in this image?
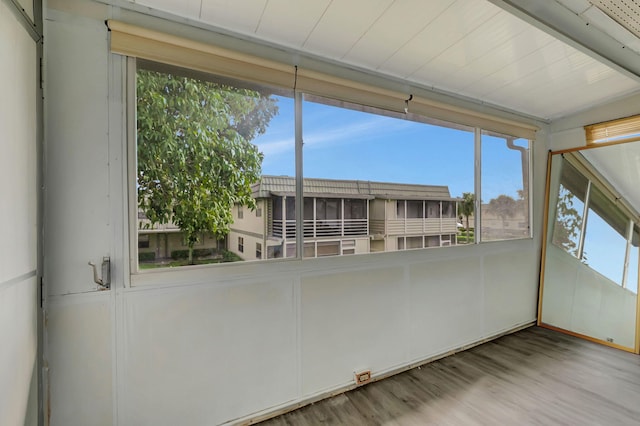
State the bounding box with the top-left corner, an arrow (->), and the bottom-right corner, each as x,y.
0,2 -> 39,425
43,2 -> 548,425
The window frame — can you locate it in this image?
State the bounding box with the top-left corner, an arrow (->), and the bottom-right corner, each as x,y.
126,53 -> 534,275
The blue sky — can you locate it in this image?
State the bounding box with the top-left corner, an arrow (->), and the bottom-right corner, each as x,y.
253,95 -> 527,201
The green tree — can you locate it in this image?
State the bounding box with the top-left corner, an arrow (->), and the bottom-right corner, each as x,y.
458,192 -> 475,244
551,185 -> 582,258
488,194 -> 517,224
136,69 -> 278,264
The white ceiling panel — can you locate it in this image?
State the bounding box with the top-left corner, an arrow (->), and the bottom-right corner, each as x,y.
123,0 -> 640,120
199,0 -> 267,34
341,0 -> 456,69
134,0 -> 202,21
253,0 -> 331,48
378,0 -> 500,78
409,11 -> 528,87
301,0 -> 394,60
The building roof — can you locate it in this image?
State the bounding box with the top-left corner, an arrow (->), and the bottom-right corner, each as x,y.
251,176 -> 456,201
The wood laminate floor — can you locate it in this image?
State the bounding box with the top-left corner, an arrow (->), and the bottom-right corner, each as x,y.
258,326 -> 640,425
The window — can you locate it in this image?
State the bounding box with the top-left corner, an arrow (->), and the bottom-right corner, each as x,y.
342,240 -> 356,255
317,241 -> 340,257
135,61 -> 293,269
426,201 -> 440,218
581,186 -> 628,283
406,201 -> 424,218
131,56 -> 531,271
480,132 -> 530,241
426,236 -> 440,247
138,234 -> 150,249
303,95 -> 478,258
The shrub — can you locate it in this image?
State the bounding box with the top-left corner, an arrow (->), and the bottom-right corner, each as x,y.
171,249 -> 189,260
138,251 -> 156,262
222,250 -> 242,262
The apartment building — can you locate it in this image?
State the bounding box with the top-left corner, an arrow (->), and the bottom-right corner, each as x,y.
229,176 -> 458,260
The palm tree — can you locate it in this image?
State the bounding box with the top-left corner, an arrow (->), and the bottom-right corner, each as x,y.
459,192 -> 475,244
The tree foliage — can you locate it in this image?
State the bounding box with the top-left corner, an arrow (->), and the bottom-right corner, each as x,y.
458,192 -> 475,243
488,194 -> 517,223
136,69 -> 278,263
551,184 -> 583,258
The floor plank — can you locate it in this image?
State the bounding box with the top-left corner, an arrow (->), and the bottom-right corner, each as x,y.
258,326 -> 640,425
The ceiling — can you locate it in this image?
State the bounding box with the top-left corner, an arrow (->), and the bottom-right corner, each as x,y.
123,0 -> 640,121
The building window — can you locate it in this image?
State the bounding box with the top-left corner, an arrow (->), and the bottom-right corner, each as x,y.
256,207 -> 262,217
317,241 -> 340,257
426,235 -> 440,247
237,205 -> 244,219
255,242 -> 262,259
406,201 -> 424,218
342,239 -> 356,255
397,201 -> 406,219
238,237 -> 244,253
426,201 -> 440,218
138,234 -> 150,249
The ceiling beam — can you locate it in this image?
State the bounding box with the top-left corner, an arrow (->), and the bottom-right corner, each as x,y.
487,0 -> 640,82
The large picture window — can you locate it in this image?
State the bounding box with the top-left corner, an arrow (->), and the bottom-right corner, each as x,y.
132,59 -> 532,270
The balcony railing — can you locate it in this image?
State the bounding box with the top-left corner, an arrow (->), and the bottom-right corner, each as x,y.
272,218 -> 368,239
385,217 -> 458,235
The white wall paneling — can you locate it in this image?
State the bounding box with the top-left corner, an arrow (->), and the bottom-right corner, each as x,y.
44,10 -> 111,296
0,1 -> 38,425
46,293 -> 113,425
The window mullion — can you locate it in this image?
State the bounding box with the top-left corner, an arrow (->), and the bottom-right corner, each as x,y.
295,92 -> 304,259
577,181 -> 592,260
474,127 -> 481,244
623,219 -> 633,289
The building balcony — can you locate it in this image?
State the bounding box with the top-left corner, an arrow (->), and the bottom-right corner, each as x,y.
272,218 -> 369,239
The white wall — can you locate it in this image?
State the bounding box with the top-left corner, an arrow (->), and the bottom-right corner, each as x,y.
0,2 -> 39,425
43,2 -> 548,425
